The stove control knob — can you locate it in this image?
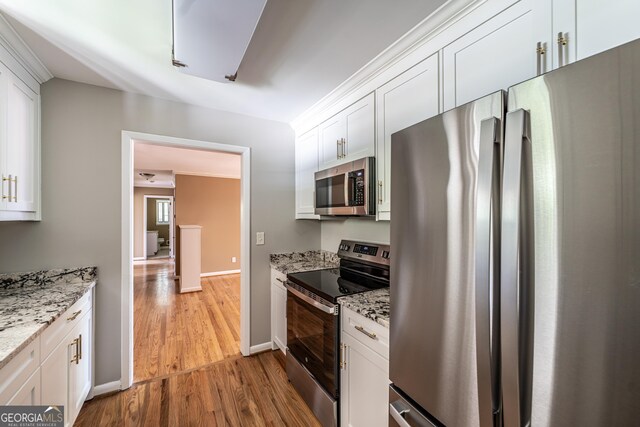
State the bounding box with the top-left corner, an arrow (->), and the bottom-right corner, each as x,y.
382,250 -> 390,259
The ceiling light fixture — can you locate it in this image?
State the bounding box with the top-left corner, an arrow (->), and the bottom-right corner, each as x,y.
139,172 -> 155,181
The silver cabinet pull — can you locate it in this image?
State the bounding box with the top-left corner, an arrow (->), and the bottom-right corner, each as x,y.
78,334 -> 82,360
70,337 -> 80,364
341,138 -> 347,158
557,32 -> 568,67
1,175 -> 7,201
340,343 -> 346,369
536,42 -> 546,76
378,180 -> 383,204
13,175 -> 17,202
336,139 -> 340,159
7,174 -> 12,202
354,325 -> 377,340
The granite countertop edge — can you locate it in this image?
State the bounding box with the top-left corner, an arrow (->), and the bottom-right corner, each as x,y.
338,288 -> 390,329
269,250 -> 340,275
0,267 -> 97,370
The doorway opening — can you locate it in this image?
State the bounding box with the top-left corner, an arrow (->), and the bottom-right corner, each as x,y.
121,131 -> 250,389
143,195 -> 174,259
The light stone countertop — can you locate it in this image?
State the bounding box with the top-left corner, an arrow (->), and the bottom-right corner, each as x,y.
339,288 -> 390,329
0,267 -> 97,369
269,250 -> 339,275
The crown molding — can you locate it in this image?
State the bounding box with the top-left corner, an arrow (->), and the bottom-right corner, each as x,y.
0,13 -> 53,84
290,0 -> 484,133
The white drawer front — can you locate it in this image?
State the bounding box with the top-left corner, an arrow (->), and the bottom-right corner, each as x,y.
0,338 -> 40,404
270,268 -> 287,291
41,290 -> 92,359
341,307 -> 389,360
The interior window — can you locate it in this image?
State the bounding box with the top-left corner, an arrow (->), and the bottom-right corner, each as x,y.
156,199 -> 170,225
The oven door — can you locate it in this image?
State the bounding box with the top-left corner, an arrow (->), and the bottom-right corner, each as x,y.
286,283 -> 339,398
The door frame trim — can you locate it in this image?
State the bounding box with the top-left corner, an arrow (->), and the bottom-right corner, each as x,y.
120,130 -> 251,389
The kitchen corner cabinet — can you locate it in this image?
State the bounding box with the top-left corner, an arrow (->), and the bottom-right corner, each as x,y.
375,54 -> 440,221
295,127 -> 320,219
443,0 -> 552,110
552,0 -> 640,68
318,93 -> 375,169
270,268 -> 287,354
0,60 -> 40,221
340,307 -> 389,427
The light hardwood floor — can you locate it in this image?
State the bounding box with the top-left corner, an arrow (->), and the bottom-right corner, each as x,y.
133,259 -> 241,382
75,259 -> 320,426
75,351 -> 321,426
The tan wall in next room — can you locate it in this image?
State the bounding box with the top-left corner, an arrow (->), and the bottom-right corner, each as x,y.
133,187 -> 174,258
175,174 -> 240,274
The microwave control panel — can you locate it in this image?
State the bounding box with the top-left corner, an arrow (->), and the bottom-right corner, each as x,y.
350,170 -> 365,206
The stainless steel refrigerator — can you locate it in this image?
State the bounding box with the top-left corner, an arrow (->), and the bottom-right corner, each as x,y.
389,38 -> 640,427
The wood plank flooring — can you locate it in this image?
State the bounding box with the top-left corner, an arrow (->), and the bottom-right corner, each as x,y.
75,351 -> 322,426
133,259 -> 241,382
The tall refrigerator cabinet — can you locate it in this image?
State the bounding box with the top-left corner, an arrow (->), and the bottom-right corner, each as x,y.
389,39 -> 640,427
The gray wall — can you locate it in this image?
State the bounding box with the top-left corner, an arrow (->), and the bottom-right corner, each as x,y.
321,219 -> 390,251
0,78 -> 321,385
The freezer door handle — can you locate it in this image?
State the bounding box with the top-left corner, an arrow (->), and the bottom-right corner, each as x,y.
475,117 -> 502,427
390,401 -> 412,427
501,109 -> 535,427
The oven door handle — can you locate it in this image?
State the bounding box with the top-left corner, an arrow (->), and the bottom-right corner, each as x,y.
285,282 -> 336,315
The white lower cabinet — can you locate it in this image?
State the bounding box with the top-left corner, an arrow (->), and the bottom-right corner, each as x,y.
41,301 -> 93,427
270,268 -> 287,353
340,307 -> 389,427
0,288 -> 93,427
7,369 -> 41,405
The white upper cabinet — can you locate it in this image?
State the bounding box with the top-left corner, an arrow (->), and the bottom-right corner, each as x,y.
375,53 -> 440,221
0,59 -> 41,221
553,0 -> 640,68
443,0 -> 552,110
5,73 -> 38,213
318,93 -> 375,170
295,127 -> 320,219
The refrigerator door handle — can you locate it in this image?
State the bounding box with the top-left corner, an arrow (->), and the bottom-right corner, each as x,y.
475,117 -> 502,427
390,401 -> 412,427
501,109 -> 534,427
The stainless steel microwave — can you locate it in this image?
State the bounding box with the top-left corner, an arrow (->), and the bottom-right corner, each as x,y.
314,157 -> 375,216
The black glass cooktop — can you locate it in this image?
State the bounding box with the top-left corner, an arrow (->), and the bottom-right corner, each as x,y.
287,266 -> 388,303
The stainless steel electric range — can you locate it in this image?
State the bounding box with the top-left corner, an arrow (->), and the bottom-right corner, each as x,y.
285,240 -> 390,427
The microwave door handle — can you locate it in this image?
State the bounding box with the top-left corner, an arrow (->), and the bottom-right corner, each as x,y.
344,172 -> 351,207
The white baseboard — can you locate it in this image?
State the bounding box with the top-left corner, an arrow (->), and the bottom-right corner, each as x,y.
133,257 -> 146,261
249,342 -> 273,354
91,380 -> 121,398
201,269 -> 241,277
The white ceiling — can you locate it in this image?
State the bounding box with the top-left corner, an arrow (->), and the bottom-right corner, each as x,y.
133,141 -> 241,186
0,0 -> 446,123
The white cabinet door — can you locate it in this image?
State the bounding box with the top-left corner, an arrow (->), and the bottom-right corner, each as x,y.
443,0 -> 552,110
295,128 -> 320,219
342,93 -> 375,161
340,332 -> 389,427
273,284 -> 287,353
7,369 -> 40,406
41,339 -> 70,426
4,73 -> 38,213
318,114 -> 344,169
68,310 -> 92,425
553,0 -> 640,68
318,93 -> 375,170
375,54 -> 440,221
